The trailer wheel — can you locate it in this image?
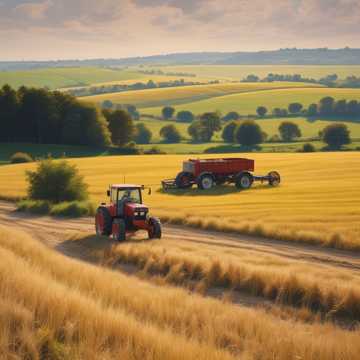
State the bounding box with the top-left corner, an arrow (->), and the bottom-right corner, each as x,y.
148,217 -> 162,239
175,171 -> 193,189
235,172 -> 253,189
268,171 -> 281,186
197,173 -> 214,190
95,207 -> 112,236
112,218 -> 126,242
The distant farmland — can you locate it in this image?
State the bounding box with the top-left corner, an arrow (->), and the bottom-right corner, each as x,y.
82,81 -> 323,109
0,67 -> 148,89
141,87 -> 360,116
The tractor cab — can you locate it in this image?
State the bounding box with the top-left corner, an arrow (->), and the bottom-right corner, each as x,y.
107,184 -> 150,218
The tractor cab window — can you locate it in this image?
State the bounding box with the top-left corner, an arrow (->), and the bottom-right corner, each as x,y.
117,188 -> 141,204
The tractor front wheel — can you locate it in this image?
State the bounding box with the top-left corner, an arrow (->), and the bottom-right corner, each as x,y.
148,217 -> 162,239
95,207 -> 112,236
112,218 -> 126,242
235,172 -> 253,190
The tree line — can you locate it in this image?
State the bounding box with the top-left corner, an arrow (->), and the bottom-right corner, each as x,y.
0,85 -> 111,146
242,73 -> 360,88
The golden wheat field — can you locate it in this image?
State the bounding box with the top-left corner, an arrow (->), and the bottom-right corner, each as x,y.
0,152 -> 359,250
1,225 -> 360,360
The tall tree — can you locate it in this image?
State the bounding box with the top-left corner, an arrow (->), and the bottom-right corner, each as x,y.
234,121 -> 264,146
322,123 -> 351,149
0,84 -> 20,142
162,106 -> 175,120
278,121 -> 302,142
105,109 -> 134,146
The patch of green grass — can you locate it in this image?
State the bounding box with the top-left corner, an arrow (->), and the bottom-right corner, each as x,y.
142,87 -> 360,116
17,199 -> 95,217
0,67 -> 147,90
0,143 -> 139,165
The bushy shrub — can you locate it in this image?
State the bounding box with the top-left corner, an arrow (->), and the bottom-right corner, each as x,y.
302,143 -> 316,152
26,159 -> 88,203
10,152 -> 33,164
222,121 -> 238,143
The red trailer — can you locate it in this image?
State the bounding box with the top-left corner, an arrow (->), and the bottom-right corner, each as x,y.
162,158 -> 280,190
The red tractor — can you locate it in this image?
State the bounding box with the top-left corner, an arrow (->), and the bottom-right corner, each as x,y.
95,184 -> 161,242
162,158 -> 280,190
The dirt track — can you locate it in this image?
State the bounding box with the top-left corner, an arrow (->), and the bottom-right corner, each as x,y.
1,200 -> 360,271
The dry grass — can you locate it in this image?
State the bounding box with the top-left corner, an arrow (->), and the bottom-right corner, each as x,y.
0,152 -> 359,250
1,225 -> 360,359
106,241 -> 360,321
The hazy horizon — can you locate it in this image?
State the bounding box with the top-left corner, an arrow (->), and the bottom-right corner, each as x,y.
1,0 -> 360,61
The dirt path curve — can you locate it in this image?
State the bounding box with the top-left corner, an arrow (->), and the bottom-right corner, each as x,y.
1,201 -> 360,272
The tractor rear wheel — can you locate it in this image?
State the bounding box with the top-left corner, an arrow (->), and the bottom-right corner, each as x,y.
268,171 -> 281,186
112,218 -> 126,242
235,172 -> 253,190
175,171 -> 193,189
148,217 -> 162,239
197,174 -> 214,190
95,207 -> 112,236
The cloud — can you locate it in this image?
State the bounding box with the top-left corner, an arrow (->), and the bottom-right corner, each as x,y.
0,0 -> 359,60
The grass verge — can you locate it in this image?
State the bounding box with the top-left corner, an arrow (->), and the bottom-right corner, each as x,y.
17,199 -> 95,217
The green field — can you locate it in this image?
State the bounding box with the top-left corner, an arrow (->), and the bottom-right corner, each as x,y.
142,87 -> 360,116
82,82 -> 323,109
0,67 -> 149,89
138,65 -> 360,81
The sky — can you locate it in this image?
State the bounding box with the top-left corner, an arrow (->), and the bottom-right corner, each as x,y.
0,0 -> 359,60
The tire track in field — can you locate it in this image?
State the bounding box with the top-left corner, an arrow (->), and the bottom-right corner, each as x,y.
0,201 -> 359,272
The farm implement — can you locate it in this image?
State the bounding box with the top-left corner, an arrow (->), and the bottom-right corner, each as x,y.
95,184 -> 161,242
162,158 -> 280,190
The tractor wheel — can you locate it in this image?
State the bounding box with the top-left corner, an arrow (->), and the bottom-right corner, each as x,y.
235,172 -> 253,190
112,218 -> 126,242
268,171 -> 281,186
95,207 -> 112,236
197,174 -> 214,190
175,171 -> 193,189
148,217 -> 162,239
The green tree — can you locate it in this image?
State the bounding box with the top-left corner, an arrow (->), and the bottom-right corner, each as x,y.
198,112 -> 222,142
176,110 -> 194,123
256,106 -> 268,117
222,121 -> 238,143
162,106 -> 175,120
102,100 -> 113,109
346,100 -> 359,117
278,121 -> 302,142
0,84 -> 20,142
334,100 -> 347,115
133,123 -> 152,144
319,96 -> 335,115
234,121 -> 264,146
307,103 -> 318,116
288,103 -> 303,114
322,123 -> 351,149
160,124 -> 181,143
105,109 -> 134,146
223,111 -> 240,121
26,159 -> 88,203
